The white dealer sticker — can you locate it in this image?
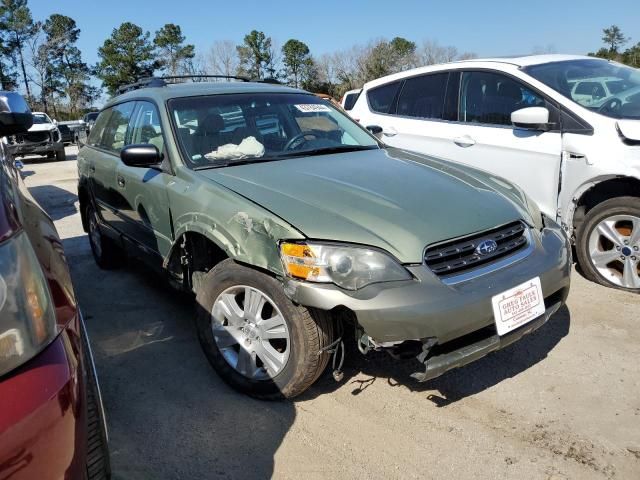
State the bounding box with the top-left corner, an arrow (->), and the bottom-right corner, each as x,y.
491,277 -> 546,336
294,104 -> 332,113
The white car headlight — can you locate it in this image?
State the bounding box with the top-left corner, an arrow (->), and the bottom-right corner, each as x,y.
280,242 -> 412,290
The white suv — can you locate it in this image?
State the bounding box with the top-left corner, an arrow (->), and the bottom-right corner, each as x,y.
350,54 -> 640,292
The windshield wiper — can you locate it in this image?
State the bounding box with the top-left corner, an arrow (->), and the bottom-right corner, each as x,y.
192,156 -> 278,170
275,145 -> 378,159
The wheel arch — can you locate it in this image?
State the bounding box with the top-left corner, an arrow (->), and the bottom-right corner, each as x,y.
164,218 -> 291,291
568,176 -> 640,239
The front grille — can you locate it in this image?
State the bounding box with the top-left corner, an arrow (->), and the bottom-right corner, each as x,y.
424,221 -> 528,277
16,131 -> 50,143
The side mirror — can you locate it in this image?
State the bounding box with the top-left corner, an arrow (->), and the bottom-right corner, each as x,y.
52,119 -> 58,125
511,107 -> 550,131
120,144 -> 162,168
0,91 -> 32,137
366,124 -> 383,139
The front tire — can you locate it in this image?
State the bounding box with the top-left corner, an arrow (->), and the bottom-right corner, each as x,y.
576,196 -> 640,292
196,259 -> 334,399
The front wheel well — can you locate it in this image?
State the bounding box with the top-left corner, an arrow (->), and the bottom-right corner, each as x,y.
166,232 -> 228,291
572,177 -> 640,233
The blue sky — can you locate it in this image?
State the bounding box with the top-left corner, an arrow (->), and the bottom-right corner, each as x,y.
29,0 -> 640,66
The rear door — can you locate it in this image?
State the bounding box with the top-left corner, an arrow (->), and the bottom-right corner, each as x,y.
89,101 -> 135,233
115,101 -> 173,258
87,101 -> 136,233
371,71 -> 461,160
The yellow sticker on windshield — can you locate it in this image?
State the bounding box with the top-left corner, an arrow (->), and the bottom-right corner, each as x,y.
294,104 -> 332,113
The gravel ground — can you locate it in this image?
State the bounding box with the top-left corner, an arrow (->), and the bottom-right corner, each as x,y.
22,146 -> 640,479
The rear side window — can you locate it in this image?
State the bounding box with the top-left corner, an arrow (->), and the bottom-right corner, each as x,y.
87,110 -> 112,147
396,73 -> 448,119
343,92 -> 360,111
367,81 -> 401,114
99,102 -> 136,153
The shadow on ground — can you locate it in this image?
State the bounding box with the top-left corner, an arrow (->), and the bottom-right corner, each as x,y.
307,304 -> 571,406
28,184 -> 78,221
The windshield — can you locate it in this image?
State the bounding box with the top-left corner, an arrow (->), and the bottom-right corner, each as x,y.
32,113 -> 52,124
524,59 -> 640,119
168,92 -> 378,168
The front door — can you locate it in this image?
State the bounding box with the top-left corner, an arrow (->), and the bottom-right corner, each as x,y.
115,101 -> 173,258
439,70 -> 563,217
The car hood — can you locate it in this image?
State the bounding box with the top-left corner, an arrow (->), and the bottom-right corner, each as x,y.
200,148 -> 527,263
28,123 -> 56,132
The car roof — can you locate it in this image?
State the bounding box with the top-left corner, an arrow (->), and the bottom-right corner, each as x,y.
459,54 -> 594,67
362,54 -> 602,90
105,81 -> 308,108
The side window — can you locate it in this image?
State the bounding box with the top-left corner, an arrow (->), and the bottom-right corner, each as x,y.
99,102 -> 135,153
343,92 -> 360,111
87,110 -> 112,147
367,81 -> 401,114
459,71 -> 545,126
396,73 -> 448,119
130,101 -> 164,152
574,81 -> 605,99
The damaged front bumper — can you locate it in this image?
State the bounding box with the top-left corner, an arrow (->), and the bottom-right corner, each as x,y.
283,219 -> 571,380
410,296 -> 565,382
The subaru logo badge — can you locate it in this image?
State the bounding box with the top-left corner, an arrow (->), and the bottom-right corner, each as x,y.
476,239 -> 498,256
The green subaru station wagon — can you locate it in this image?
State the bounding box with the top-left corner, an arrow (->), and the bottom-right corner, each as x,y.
77,76 -> 571,399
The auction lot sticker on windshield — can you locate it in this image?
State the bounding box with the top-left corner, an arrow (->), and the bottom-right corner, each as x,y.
492,277 -> 545,336
294,104 -> 332,113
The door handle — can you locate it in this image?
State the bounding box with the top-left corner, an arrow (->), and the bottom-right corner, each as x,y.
117,175 -> 125,188
453,135 -> 476,147
383,127 -> 397,137
88,162 -> 95,173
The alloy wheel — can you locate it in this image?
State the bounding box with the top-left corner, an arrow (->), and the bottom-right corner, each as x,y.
211,285 -> 290,380
588,214 -> 640,289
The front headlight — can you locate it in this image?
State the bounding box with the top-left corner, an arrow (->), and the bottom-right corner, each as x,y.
279,242 -> 412,290
0,233 -> 58,377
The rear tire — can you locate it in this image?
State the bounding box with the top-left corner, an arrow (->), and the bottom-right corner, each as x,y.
195,259 -> 334,399
86,204 -> 121,270
576,196 -> 640,292
56,149 -> 66,161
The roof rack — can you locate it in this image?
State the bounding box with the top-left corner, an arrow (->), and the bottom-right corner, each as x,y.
160,74 -> 250,83
115,75 -> 253,95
